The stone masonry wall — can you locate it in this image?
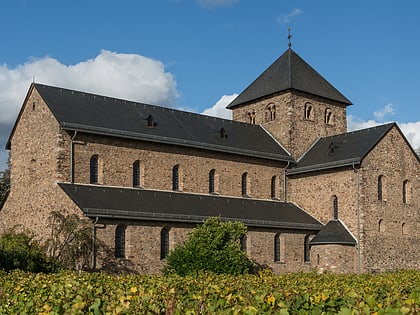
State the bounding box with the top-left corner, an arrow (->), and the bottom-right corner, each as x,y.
231,91 -> 347,159
311,245 -> 358,273
358,126 -> 420,271
72,133 -> 287,200
95,221 -> 316,274
0,88 -> 83,241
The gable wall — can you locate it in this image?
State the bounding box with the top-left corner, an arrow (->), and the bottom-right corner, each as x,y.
358,126 -> 420,271
72,133 -> 287,200
287,168 -> 358,229
231,91 -> 347,159
0,88 -> 81,239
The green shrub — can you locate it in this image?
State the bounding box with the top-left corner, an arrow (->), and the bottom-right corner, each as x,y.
0,229 -> 51,273
164,217 -> 254,276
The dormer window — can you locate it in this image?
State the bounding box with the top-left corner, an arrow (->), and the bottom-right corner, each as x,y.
219,127 -> 227,139
328,142 -> 335,156
146,114 -> 155,127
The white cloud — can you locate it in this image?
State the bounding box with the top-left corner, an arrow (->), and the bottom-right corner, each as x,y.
0,50 -> 179,124
276,8 -> 303,24
373,103 -> 395,121
201,94 -> 237,119
399,121 -> 420,151
196,0 -> 239,8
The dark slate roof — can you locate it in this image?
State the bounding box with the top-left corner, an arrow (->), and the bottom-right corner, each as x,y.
22,83 -> 291,162
227,48 -> 352,109
287,123 -> 395,175
59,183 -> 322,231
310,220 -> 356,246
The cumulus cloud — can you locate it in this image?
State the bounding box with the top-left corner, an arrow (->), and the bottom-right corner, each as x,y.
0,50 -> 180,170
0,50 -> 179,124
373,103 -> 395,121
201,94 -> 237,119
276,8 -> 303,24
196,0 -> 239,8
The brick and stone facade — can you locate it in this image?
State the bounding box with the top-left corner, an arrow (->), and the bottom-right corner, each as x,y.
1,48 -> 418,275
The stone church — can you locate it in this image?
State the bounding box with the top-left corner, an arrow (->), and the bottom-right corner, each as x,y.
1,46 -> 419,274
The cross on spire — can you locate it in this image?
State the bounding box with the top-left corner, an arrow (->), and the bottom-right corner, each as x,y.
287,27 -> 292,48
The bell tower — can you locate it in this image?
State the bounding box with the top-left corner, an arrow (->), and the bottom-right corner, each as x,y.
226,36 -> 351,159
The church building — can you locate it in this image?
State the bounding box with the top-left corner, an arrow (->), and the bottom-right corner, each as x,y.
1,45 -> 418,274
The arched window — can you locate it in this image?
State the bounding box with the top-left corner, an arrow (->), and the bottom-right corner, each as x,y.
304,103 -> 313,120
325,108 -> 333,125
240,235 -> 247,252
333,195 -> 338,220
241,172 -> 249,196
247,111 -> 256,125
403,180 -> 410,204
274,233 -> 282,262
115,225 -> 126,258
209,169 -> 215,193
304,235 -> 311,262
378,219 -> 384,232
271,105 -> 276,120
90,155 -> 99,184
160,228 -> 170,260
133,160 -> 140,187
172,165 -> 180,191
378,175 -> 383,201
402,222 -> 407,235
271,176 -> 277,199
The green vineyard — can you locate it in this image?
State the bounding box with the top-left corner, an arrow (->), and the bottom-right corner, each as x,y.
0,270 -> 419,314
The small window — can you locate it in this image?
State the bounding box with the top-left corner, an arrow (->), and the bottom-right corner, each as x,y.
133,160 -> 140,187
274,233 -> 282,262
403,180 -> 410,204
333,195 -> 338,220
160,228 -> 170,260
271,176 -> 277,199
304,235 -> 310,262
247,111 -> 256,125
115,225 -> 126,258
241,172 -> 249,196
402,222 -> 407,235
90,155 -> 99,184
209,169 -> 215,193
378,219 -> 384,233
304,103 -> 313,120
325,108 -> 333,125
172,165 -> 180,191
240,235 -> 247,252
378,175 -> 383,201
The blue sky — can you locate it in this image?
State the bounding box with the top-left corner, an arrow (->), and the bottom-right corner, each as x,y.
1,0 -> 419,171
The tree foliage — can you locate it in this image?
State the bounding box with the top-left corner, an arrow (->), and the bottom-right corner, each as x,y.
0,168 -> 10,206
46,211 -> 92,272
0,229 -> 51,273
164,217 -> 254,276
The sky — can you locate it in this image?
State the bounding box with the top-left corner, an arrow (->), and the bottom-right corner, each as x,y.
0,0 -> 419,171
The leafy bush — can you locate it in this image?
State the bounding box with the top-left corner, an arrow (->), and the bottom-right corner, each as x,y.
0,229 -> 51,273
164,217 -> 254,276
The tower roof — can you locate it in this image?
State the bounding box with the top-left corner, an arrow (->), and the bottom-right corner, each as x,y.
227,48 -> 352,108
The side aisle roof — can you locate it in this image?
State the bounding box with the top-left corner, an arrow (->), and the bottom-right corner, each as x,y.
59,183 -> 323,231
6,83 -> 293,162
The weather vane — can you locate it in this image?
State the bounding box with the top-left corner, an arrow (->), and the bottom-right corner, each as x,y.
287,27 -> 292,48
